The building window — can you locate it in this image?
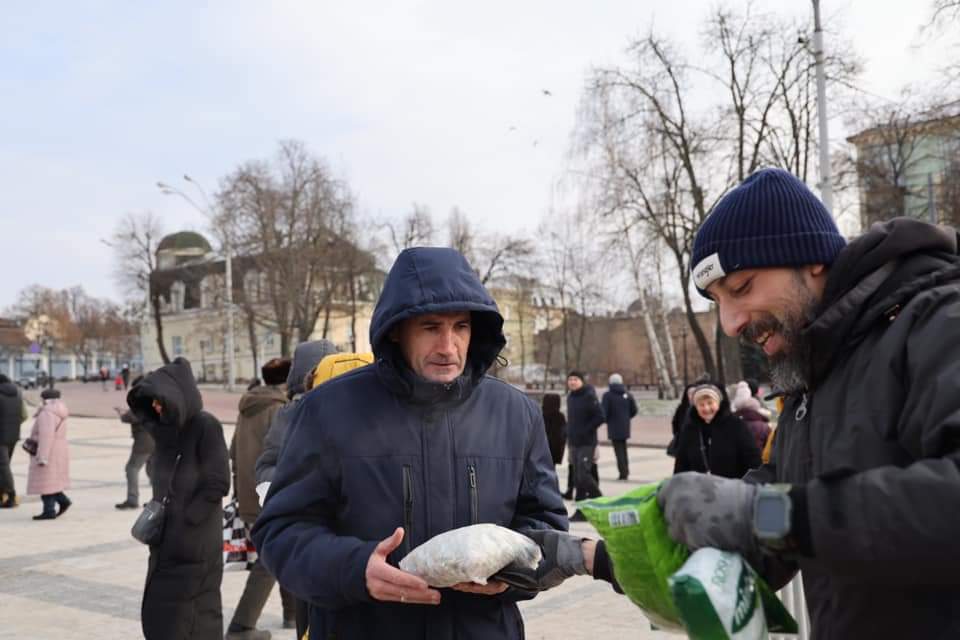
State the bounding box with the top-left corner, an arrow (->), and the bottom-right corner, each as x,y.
170,281 -> 186,313
172,336 -> 183,356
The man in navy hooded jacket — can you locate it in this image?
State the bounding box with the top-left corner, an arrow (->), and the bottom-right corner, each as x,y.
252,247 -> 568,640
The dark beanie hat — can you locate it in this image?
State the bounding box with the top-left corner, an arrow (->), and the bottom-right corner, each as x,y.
261,358 -> 292,386
41,388 -> 61,400
567,370 -> 585,382
691,168 -> 846,297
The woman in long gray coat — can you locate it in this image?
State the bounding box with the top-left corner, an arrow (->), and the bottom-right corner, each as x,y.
127,358 -> 230,640
26,388 -> 71,520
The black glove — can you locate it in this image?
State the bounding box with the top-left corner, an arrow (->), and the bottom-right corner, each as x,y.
493,529 -> 588,591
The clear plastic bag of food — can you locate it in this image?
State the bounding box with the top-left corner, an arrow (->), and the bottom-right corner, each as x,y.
399,523 -> 543,588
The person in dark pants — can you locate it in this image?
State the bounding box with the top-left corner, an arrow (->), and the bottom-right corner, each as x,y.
115,376 -> 155,509
226,358 -> 296,640
127,357 -> 230,640
564,371 -> 604,511
26,388 -> 72,520
601,373 -> 637,480
0,374 -> 26,508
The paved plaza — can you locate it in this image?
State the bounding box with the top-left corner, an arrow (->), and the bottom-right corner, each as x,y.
1,389 -> 679,640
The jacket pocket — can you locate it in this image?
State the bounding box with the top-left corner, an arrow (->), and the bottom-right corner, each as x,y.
402,464 -> 414,556
467,463 -> 479,525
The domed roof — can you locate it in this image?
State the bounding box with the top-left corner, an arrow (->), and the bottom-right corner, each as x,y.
157,231 -> 212,254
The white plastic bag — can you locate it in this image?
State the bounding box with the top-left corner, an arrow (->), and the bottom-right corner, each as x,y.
399,524 -> 543,588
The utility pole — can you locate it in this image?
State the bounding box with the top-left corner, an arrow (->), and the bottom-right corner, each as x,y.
812,0 -> 834,214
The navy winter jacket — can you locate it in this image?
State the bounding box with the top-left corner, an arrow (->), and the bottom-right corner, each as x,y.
252,247 -> 567,640
565,385 -> 605,447
601,383 -> 637,441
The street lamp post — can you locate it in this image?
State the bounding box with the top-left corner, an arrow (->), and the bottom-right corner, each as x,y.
158,176 -> 236,392
812,0 -> 833,214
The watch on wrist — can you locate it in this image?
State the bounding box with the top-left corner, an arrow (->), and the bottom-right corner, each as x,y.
752,484 -> 795,552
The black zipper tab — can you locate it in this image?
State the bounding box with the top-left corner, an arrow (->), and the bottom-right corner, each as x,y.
402,465 -> 414,555
468,464 -> 479,524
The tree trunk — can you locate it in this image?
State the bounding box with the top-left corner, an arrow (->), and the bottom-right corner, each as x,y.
636,288 -> 674,398
150,293 -> 171,365
246,310 -> 259,381
680,281 -> 716,379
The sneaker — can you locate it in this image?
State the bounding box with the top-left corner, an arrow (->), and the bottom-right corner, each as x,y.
33,512 -> 57,520
224,629 -> 271,640
115,501 -> 138,510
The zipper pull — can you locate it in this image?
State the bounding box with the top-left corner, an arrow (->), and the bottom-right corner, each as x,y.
795,393 -> 809,421
468,465 -> 477,488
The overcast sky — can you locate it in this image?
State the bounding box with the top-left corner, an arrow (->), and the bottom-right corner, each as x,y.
1,1 -> 952,311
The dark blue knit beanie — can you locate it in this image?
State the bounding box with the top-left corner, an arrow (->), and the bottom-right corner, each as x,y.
691,168 -> 846,297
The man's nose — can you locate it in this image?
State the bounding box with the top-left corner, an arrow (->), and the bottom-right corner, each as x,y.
435,329 -> 457,353
719,302 -> 749,337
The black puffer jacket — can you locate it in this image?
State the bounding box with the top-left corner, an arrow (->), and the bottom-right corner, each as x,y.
127,357 -> 230,640
566,385 -> 604,447
673,387 -> 760,479
0,381 -> 23,445
252,248 -> 566,640
746,219 -> 960,639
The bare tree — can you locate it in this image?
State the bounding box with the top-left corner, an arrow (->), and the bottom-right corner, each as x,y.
109,212 -> 170,364
574,4 -> 861,383
382,204 -> 436,259
217,140 -> 358,356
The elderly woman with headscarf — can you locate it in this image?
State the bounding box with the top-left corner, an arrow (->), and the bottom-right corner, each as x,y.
672,382 -> 761,479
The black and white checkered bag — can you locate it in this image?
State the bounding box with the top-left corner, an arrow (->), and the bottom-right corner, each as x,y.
223,498 -> 258,571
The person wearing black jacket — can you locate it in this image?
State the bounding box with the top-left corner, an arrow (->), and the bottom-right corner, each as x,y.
667,383 -> 697,457
127,357 -> 230,640
115,376 -> 155,510
565,371 -> 604,502
672,382 -> 760,479
601,373 -> 638,480
541,393 -> 566,466
0,374 -> 25,508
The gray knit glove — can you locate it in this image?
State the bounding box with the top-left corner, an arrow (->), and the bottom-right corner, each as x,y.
494,529 -> 588,591
657,472 -> 758,557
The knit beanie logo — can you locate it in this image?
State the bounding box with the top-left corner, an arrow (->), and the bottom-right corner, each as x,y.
693,252 -> 726,290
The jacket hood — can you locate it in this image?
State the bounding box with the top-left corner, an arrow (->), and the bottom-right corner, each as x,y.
0,382 -> 18,397
40,398 -> 68,421
805,218 -> 960,387
370,247 -> 506,395
126,357 -> 202,429
608,383 -> 627,394
239,384 -> 287,417
287,340 -> 338,396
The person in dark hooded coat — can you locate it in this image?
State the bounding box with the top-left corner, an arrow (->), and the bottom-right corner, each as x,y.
127,357 -> 230,640
541,393 -> 566,465
601,373 -> 637,480
252,247 -> 567,640
672,382 -> 760,479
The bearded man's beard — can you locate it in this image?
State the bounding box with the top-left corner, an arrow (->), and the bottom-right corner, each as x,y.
741,274 -> 819,394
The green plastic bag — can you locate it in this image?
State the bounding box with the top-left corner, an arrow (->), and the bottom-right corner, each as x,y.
578,483 -> 798,637
578,483 -> 689,630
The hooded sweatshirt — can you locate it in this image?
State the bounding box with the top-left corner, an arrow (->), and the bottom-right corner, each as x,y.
253,247 -> 566,640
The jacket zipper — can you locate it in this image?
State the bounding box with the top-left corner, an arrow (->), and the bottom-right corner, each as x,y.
402,464 -> 414,556
468,464 -> 479,525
